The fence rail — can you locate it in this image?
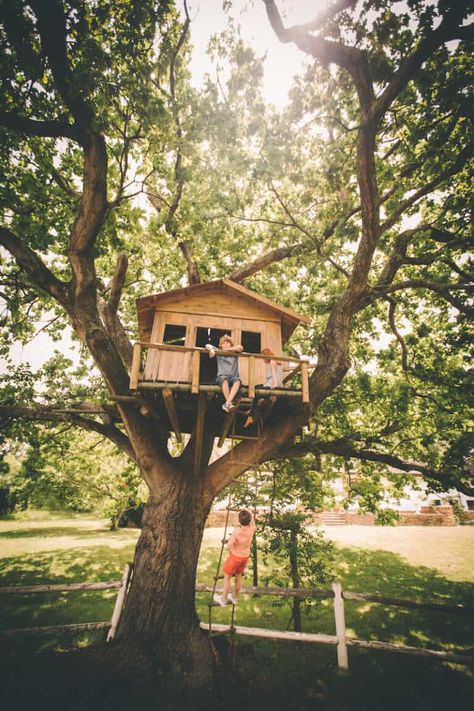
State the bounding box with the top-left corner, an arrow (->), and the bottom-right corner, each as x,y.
1,575 -> 472,669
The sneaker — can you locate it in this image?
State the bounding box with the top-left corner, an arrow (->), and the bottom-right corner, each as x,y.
222,403 -> 230,412
228,594 -> 238,605
213,594 -> 227,607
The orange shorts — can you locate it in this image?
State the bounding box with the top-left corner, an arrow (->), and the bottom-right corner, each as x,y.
223,554 -> 248,576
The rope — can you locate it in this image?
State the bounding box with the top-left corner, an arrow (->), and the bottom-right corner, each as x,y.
208,416 -> 239,636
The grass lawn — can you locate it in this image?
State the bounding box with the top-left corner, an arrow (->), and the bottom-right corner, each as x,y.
0,513 -> 473,710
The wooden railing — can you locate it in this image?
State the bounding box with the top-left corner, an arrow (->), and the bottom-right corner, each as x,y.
130,342 -> 312,403
2,573 -> 472,670
0,563 -> 133,641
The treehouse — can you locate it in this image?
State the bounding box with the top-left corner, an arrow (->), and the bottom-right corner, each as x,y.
129,279 -> 312,448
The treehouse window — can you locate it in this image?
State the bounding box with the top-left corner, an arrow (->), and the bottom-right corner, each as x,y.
195,327 -> 230,349
163,324 -> 186,347
242,330 -> 261,354
196,327 -> 231,383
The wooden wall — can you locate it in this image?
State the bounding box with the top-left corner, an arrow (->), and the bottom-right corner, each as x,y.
143,291 -> 283,384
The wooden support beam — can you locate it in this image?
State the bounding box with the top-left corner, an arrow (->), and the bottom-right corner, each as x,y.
139,382 -> 303,397
162,388 -> 183,443
248,355 -> 255,398
217,408 -> 238,448
191,350 -> 200,394
301,360 -> 309,403
130,343 -> 142,390
193,393 -> 208,475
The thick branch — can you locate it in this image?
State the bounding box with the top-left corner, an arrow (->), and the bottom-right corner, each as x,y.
29,0 -> 94,131
370,10 -> 474,125
382,280 -> 474,318
0,111 -> 80,142
106,253 -> 128,316
279,437 -> 473,497
376,225 -> 432,288
228,243 -> 306,283
0,405 -> 135,461
288,0 -> 358,34
262,1 -> 374,109
178,241 -> 201,285
0,227 -> 70,305
100,254 -> 133,367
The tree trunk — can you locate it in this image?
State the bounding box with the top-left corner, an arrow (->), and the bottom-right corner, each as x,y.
117,475 -> 216,695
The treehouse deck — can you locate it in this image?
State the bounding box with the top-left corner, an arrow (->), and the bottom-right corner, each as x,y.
127,342 -> 312,444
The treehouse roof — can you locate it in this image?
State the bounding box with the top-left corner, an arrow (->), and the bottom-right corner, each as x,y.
136,278 -> 310,343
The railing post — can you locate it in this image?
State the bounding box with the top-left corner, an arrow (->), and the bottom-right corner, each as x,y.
107,562 -> 133,642
248,355 -> 255,398
332,582 -> 348,669
191,349 -> 200,394
301,360 -> 309,403
130,343 -> 142,390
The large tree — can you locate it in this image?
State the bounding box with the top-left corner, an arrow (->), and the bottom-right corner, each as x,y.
0,0 -> 472,696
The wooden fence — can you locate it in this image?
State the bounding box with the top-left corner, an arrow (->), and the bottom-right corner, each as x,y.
1,570 -> 473,669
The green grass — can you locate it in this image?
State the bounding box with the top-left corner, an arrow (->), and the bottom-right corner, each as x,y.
0,513 -> 473,709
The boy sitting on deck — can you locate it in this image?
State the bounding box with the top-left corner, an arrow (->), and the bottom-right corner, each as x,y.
214,509 -> 256,606
206,334 -> 243,412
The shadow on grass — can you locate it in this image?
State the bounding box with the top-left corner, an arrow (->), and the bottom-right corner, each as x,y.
0,526 -> 111,540
0,544 -> 136,586
197,540 -> 474,654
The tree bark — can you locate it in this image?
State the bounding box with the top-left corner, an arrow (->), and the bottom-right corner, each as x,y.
118,474 -> 216,694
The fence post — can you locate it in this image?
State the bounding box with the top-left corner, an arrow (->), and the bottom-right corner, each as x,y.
107,562 -> 133,642
332,581 -> 349,669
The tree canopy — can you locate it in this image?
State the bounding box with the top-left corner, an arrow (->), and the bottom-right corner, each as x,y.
0,0 -> 473,693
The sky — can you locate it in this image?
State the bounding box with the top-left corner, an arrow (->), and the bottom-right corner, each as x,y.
5,0 -> 323,373
187,0 -> 318,108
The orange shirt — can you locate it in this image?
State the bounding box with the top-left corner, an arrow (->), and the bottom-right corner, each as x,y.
227,520 -> 256,558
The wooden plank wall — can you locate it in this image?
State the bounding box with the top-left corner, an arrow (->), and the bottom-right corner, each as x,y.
142,295 -> 285,385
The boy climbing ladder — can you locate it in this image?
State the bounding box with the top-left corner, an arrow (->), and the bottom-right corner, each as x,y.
214,509 -> 256,606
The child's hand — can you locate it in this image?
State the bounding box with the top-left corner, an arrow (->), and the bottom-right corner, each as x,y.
205,344 -> 216,357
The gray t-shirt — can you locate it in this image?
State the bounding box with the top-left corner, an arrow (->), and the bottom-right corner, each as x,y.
216,354 -> 240,380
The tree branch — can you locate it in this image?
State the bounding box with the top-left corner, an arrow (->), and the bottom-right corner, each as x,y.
228,242 -> 306,283
380,142 -> 474,235
0,404 -> 135,461
286,0 -> 358,34
370,9 -> 474,125
0,226 -> 70,305
100,253 -> 133,367
29,0 -> 94,131
262,1 -> 374,109
382,280 -> 474,318
0,111 -> 80,142
178,241 -> 201,285
278,437 -> 474,497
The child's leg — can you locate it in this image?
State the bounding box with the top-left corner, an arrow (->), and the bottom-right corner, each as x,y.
222,572 -> 231,602
227,379 -> 241,404
233,573 -> 242,599
221,379 -> 230,402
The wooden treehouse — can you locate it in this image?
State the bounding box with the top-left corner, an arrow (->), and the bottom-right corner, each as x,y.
129,279 -> 312,446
